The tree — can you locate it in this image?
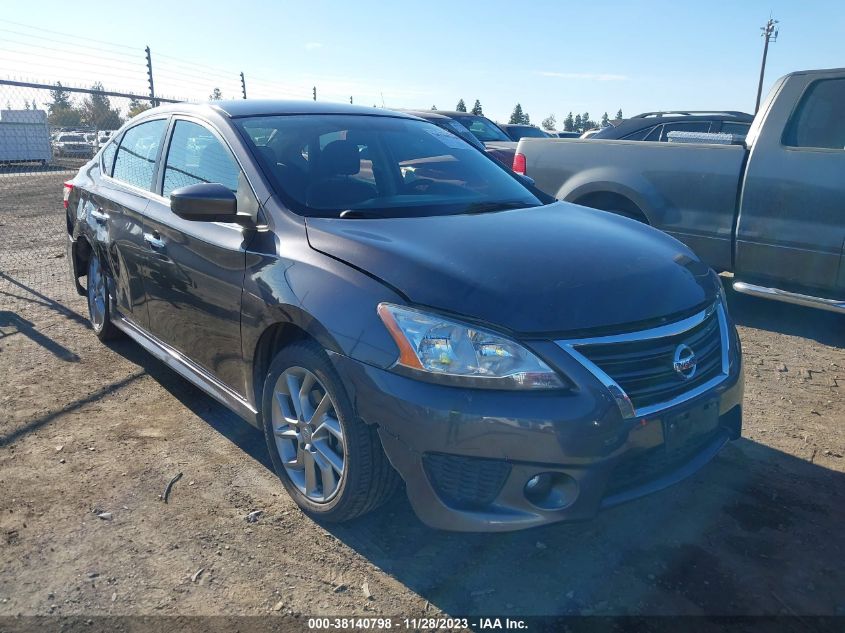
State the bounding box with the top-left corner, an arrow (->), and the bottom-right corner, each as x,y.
47,82 -> 82,126
541,114 -> 556,131
431,105 -> 437,110
471,99 -> 483,115
573,114 -> 582,132
563,112 -> 574,132
455,98 -> 467,112
615,109 -> 623,120
509,103 -> 526,124
127,98 -> 152,118
81,83 -> 123,130
601,112 -> 610,127
581,112 -> 594,131
209,87 -> 223,101
523,112 -> 530,125
49,82 -> 72,110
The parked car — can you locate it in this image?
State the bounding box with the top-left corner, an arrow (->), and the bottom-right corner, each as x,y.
53,133 -> 94,158
399,110 -> 488,151
498,124 -> 552,141
425,111 -> 518,167
513,68 -> 845,314
66,100 -> 743,532
554,131 -> 581,138
587,110 -> 754,142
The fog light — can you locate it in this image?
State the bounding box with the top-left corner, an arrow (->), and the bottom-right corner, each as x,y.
524,472 -> 578,510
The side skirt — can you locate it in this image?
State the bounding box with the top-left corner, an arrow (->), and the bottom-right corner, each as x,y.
112,315 -> 260,427
733,281 -> 845,314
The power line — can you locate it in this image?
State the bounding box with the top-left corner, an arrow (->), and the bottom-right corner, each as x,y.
0,18 -> 138,51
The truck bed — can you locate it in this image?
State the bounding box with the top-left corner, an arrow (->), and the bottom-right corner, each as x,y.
519,138 -> 747,272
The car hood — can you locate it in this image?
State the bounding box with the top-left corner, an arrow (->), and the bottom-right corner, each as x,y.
305,203 -> 716,335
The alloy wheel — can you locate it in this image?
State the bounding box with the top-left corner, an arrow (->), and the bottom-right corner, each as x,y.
87,256 -> 107,331
271,366 -> 347,503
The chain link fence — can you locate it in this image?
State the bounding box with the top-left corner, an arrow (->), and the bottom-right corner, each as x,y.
0,81 -> 176,318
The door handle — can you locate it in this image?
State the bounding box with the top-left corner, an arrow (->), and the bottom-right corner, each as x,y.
143,232 -> 166,249
90,208 -> 109,224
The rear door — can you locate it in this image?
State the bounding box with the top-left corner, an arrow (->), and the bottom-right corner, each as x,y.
95,117 -> 168,328
140,117 -> 255,393
736,74 -> 845,295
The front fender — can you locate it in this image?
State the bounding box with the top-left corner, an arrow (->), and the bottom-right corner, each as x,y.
240,228 -> 404,382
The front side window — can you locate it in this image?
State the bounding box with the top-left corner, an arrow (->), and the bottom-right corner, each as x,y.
783,78 -> 845,150
721,122 -> 751,137
237,115 -> 541,218
112,119 -> 167,190
162,120 -> 240,197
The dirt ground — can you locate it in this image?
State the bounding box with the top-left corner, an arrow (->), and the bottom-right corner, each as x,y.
1,170 -> 844,621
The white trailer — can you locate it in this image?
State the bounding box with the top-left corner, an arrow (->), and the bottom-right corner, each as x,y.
0,109 -> 52,163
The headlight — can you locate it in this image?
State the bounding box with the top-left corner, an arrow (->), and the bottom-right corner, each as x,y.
377,303 -> 565,390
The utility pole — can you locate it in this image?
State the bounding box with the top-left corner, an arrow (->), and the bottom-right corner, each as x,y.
240,72 -> 247,99
145,46 -> 157,107
313,86 -> 317,101
755,17 -> 779,113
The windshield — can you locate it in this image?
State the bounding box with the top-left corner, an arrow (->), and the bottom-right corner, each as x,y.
507,126 -> 549,140
236,114 -> 541,218
59,134 -> 85,142
450,115 -> 511,142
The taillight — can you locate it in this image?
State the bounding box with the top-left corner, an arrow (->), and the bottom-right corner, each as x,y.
63,181 -> 73,209
512,152 -> 526,175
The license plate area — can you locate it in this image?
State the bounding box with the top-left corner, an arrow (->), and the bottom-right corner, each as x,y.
662,399 -> 720,453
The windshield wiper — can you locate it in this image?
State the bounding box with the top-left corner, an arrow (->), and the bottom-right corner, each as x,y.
462,200 -> 534,215
338,209 -> 385,219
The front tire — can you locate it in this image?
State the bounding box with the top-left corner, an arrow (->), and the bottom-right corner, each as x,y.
86,252 -> 120,341
262,340 -> 400,522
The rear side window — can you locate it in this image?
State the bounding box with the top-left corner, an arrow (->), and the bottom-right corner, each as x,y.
100,139 -> 117,176
783,78 -> 845,150
162,120 -> 240,198
112,119 -> 167,190
622,125 -> 657,141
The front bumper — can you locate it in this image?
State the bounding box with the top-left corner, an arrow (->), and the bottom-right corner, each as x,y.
330,327 -> 743,532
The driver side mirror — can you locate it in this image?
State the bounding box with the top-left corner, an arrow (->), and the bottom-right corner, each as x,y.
170,183 -> 238,222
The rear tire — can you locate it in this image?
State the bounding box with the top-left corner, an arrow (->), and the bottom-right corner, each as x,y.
262,340 -> 400,522
86,252 -> 120,341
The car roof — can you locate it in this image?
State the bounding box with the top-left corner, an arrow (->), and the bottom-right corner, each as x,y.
500,124 -> 534,128
428,111 -> 485,118
398,109 -> 452,121
138,100 -> 418,120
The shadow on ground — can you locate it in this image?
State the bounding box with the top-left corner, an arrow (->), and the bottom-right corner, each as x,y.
106,335 -> 845,617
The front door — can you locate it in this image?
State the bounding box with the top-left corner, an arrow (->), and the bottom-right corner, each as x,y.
736,75 -> 845,296
140,118 -> 252,394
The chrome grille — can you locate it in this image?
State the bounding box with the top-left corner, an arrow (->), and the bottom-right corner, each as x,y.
558,304 -> 729,418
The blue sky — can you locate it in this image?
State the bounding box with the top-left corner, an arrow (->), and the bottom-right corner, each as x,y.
2,0 -> 844,124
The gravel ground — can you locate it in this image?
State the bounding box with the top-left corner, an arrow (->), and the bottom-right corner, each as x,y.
1,169 -> 844,621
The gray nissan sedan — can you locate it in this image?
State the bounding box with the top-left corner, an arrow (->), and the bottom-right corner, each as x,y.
65,100 -> 743,531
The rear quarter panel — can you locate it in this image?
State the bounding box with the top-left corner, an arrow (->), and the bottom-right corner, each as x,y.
518,138 -> 747,271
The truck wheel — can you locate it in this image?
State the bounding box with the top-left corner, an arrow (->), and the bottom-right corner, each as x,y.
262,340 -> 400,522
86,253 -> 121,341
